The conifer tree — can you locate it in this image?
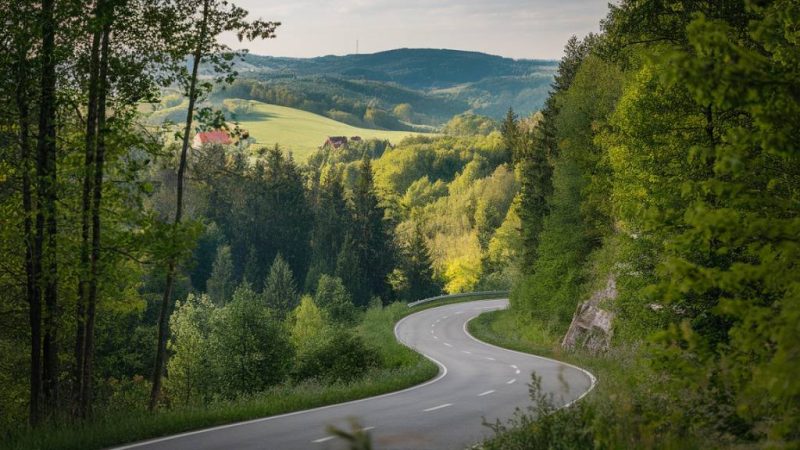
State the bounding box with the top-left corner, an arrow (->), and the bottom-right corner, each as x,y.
401,225 -> 441,302
306,167 -> 350,290
315,275 -> 357,325
206,245 -> 233,305
262,253 -> 299,316
349,155 -> 394,305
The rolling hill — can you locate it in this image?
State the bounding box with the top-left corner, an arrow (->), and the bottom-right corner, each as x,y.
240,48 -> 556,90
218,49 -> 557,125
227,100 -> 426,161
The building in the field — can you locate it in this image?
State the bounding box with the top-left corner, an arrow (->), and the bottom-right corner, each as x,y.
192,130 -> 232,149
322,135 -> 362,149
323,136 -> 349,149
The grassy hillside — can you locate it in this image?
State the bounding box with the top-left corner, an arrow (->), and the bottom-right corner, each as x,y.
231,100 -> 426,160
144,98 -> 429,161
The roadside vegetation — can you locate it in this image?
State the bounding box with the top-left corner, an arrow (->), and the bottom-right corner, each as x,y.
0,1 -> 520,445
475,1 -> 800,448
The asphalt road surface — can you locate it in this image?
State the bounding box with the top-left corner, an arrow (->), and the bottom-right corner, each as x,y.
114,299 -> 595,450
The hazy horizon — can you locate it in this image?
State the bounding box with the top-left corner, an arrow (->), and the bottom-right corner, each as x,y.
243,46 -> 560,62
220,0 -> 611,60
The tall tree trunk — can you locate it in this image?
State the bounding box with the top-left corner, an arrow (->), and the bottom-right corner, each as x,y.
81,11 -> 113,418
74,2 -> 103,416
149,0 -> 210,411
15,26 -> 41,426
37,0 -> 60,418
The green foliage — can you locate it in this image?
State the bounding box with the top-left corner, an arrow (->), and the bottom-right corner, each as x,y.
261,253 -> 299,316
502,0 -> 800,447
165,294 -> 216,405
202,146 -> 313,288
210,284 -> 293,398
395,225 -> 442,302
292,329 -> 379,384
206,245 -> 233,306
305,168 -> 350,291
289,295 -> 328,355
347,156 -> 395,305
441,113 -> 498,136
314,275 -> 358,326
481,374 -> 594,450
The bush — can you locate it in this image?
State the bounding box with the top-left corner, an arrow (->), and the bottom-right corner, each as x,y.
210,285 -> 293,397
292,329 -> 379,383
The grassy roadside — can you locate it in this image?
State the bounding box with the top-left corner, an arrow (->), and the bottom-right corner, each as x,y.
467,309 -> 724,449
6,295 -> 502,450
467,308 -> 628,395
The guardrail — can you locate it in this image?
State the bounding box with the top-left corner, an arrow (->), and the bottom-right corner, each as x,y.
407,290 -> 510,308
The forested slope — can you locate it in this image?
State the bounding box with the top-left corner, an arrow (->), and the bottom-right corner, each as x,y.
487,1 -> 800,448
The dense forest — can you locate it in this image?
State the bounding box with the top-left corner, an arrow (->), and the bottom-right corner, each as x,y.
480,0 -> 800,448
0,0 -> 518,446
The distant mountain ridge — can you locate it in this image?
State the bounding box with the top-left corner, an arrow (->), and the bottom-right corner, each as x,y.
240,48 -> 557,91
214,48 -> 557,126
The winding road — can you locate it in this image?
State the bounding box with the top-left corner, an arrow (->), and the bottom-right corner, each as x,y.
115,299 -> 595,450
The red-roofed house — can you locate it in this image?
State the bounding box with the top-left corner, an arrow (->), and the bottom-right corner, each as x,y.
323,136 -> 349,149
192,130 -> 232,149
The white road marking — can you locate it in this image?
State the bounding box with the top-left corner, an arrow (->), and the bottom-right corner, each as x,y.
443,342 -> 453,347
478,390 -> 495,397
515,369 -> 521,374
313,427 -> 374,444
442,316 -> 448,319
510,365 -> 517,369
486,357 -> 495,361
433,335 -> 438,340
461,310 -> 598,409
506,378 -> 516,384
455,311 -> 464,315
423,403 -> 452,412
461,350 -> 472,354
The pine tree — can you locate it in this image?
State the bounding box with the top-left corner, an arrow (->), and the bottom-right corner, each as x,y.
401,225 -> 441,302
315,275 -> 357,325
206,245 -> 233,305
349,155 -> 394,305
242,246 -> 260,288
335,234 -> 367,307
306,167 -> 350,291
500,107 -> 520,161
262,253 -> 299,316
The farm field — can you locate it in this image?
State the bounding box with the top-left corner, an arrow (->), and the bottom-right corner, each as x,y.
229,100 -> 428,161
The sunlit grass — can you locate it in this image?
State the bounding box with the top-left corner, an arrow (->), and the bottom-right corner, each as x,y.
230,100 -> 426,161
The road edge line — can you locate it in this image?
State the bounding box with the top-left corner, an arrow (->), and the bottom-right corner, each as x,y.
112,307 -> 450,449
461,302 -> 598,408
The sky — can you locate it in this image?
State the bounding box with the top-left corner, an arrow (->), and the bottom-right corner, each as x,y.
221,0 -> 612,60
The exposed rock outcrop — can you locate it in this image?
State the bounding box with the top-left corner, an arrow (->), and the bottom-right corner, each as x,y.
561,276 -> 616,352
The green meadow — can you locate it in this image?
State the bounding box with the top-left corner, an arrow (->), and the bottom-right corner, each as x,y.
228,100 -> 427,161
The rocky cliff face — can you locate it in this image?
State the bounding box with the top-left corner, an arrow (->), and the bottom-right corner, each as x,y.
561,276 -> 616,352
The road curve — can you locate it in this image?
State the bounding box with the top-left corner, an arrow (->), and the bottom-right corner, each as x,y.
114,299 -> 595,450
